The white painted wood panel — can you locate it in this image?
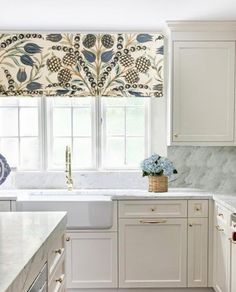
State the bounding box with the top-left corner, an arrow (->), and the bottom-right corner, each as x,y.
188,218 -> 208,287
119,218 -> 187,288
172,41 -> 235,143
119,200 -> 187,218
66,232 -> 117,289
213,204 -> 231,292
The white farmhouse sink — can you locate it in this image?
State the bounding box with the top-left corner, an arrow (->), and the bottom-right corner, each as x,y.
30,189 -> 116,196
17,192 -> 114,230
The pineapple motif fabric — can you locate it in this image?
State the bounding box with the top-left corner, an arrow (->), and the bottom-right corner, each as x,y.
0,33 -> 164,97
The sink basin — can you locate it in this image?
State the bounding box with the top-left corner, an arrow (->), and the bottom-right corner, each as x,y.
17,193 -> 114,230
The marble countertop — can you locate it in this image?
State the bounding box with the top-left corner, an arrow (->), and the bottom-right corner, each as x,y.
2,187 -> 236,212
0,211 -> 66,292
0,188 -> 213,201
213,194 -> 236,213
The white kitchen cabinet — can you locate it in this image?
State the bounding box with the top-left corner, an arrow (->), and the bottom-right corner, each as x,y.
188,218 -> 208,287
119,218 -> 187,288
66,232 -> 117,289
229,216 -> 236,292
171,41 -> 235,144
230,239 -> 236,292
213,204 -> 231,292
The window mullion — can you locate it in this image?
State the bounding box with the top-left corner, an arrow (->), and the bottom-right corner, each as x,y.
124,105 -> 127,166
96,97 -> 102,170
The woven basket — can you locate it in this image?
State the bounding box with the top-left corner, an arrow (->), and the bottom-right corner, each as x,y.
148,175 -> 168,192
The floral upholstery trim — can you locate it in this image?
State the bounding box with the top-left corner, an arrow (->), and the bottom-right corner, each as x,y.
0,33 -> 164,97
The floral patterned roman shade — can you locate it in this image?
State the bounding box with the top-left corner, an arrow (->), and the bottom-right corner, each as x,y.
0,33 -> 164,97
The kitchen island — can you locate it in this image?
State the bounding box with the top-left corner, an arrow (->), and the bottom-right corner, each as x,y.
0,211 -> 66,292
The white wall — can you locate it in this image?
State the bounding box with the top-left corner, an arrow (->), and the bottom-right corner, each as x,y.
0,0 -> 236,31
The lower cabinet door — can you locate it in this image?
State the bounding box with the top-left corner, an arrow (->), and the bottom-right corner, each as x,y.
213,212 -> 230,292
66,232 -> 117,289
188,218 -> 208,287
119,218 -> 187,288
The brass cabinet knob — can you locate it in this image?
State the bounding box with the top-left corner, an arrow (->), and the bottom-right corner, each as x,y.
151,207 -> 156,212
55,248 -> 62,254
66,237 -> 70,242
56,277 -> 63,283
174,134 -> 178,138
195,207 -> 200,211
189,224 -> 193,227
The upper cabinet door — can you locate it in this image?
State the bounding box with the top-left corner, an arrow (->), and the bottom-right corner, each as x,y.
172,41 -> 235,144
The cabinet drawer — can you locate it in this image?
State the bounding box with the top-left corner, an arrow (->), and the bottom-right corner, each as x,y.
0,201 -> 11,211
119,200 -> 187,218
48,255 -> 65,292
188,200 -> 209,217
48,233 -> 65,277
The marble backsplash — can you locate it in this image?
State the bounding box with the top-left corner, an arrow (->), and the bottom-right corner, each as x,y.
2,146 -> 236,193
168,146 -> 236,193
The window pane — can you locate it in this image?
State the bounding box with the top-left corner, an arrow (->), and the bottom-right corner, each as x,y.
19,98 -> 38,107
103,98 -> 125,107
20,108 -> 38,136
72,98 -> 92,107
105,137 -> 125,167
0,138 -> 18,167
52,137 -> 71,168
0,98 -> 18,107
73,108 -> 91,136
51,98 -> 72,107
126,107 -> 145,136
0,108 -> 18,136
73,138 -> 92,167
20,138 -> 39,169
53,108 -> 71,136
106,108 -> 125,135
126,137 -> 145,166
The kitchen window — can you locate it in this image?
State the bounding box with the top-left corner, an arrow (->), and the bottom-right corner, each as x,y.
0,97 -> 150,171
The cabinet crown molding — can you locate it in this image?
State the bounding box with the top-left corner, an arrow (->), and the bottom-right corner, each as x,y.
166,21 -> 236,32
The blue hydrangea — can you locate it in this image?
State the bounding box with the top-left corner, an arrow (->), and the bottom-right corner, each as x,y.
140,153 -> 177,177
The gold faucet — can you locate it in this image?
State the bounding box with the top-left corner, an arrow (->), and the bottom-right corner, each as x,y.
65,146 -> 73,191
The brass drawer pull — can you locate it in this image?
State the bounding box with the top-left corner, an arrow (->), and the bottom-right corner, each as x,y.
215,225 -> 224,232
218,213 -> 224,217
140,220 -> 167,224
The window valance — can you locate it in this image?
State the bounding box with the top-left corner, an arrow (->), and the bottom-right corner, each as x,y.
0,33 -> 164,97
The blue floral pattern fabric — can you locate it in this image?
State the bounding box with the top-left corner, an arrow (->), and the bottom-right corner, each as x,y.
0,33 -> 164,97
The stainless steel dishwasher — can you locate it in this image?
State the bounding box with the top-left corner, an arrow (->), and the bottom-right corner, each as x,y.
27,263 -> 47,292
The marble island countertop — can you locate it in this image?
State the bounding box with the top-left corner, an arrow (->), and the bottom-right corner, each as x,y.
0,211 -> 66,292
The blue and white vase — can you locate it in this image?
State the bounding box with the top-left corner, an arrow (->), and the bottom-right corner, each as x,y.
0,154 -> 11,185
